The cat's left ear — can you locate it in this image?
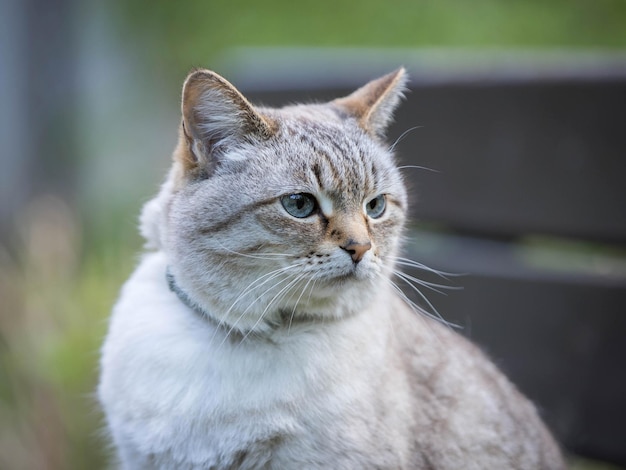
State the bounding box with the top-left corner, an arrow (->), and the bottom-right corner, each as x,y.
178,69 -> 276,176
333,67 -> 408,139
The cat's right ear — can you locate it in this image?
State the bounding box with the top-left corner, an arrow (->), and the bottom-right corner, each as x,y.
179,69 -> 276,177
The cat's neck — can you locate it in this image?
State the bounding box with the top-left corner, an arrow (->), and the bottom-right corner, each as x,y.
165,264 -> 352,342
167,268 -> 217,323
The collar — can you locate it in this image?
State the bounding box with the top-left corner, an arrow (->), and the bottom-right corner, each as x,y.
166,268 -> 214,321
166,269 -> 249,342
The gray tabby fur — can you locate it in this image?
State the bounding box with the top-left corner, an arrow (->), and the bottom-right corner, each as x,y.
98,67 -> 567,469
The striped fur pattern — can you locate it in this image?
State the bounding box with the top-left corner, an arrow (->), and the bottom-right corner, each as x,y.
98,69 -> 566,469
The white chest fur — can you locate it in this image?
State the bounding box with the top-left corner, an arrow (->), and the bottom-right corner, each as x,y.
98,252 -> 400,468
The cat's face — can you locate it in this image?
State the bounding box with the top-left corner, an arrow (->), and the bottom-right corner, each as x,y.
146,69 -> 408,334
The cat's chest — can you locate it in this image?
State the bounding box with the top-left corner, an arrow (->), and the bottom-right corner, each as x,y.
104,317 -> 309,463
110,318 -> 344,432
133,337 -> 388,468
99,253 -> 391,466
117,312 -> 333,420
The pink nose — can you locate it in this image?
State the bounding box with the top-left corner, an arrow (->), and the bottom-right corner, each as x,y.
341,240 -> 372,263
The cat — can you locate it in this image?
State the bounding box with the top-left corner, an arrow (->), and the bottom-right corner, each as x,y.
98,67 -> 567,469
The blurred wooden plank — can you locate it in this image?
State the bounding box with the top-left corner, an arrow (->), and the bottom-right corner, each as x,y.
394,81 -> 626,243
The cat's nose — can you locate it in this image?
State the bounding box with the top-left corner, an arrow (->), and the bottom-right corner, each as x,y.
341,240 -> 372,263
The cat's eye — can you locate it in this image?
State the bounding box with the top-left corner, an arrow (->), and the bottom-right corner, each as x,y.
280,193 -> 318,218
365,195 -> 386,219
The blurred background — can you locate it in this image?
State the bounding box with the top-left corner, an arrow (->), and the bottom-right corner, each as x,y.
1,0 -> 626,468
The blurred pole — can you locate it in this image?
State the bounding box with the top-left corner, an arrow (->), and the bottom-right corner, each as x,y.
0,0 -> 78,243
0,0 -> 27,241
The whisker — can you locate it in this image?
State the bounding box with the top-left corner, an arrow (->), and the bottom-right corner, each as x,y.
386,276 -> 434,320
396,164 -> 440,173
392,269 -> 462,294
390,271 -> 460,328
287,275 -> 315,334
389,126 -> 422,153
238,273 -> 306,345
382,275 -> 431,321
213,239 -> 297,260
393,270 -> 443,315
391,257 -> 460,279
224,264 -> 301,317
217,269 -> 298,348
307,278 -> 318,304
208,265 -> 297,346
380,275 -> 447,343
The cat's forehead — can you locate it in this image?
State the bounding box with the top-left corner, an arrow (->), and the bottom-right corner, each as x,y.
271,112 -> 390,198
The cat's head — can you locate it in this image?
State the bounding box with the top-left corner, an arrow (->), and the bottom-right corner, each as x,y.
141,68 -> 408,334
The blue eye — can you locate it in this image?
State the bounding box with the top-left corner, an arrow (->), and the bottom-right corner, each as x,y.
280,193 -> 317,218
365,195 -> 386,218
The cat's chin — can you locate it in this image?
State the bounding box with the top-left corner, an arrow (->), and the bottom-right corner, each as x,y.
291,275 -> 379,319
316,265 -> 377,291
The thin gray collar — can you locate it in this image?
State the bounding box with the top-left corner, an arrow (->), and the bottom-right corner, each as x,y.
165,268 -> 223,326
166,269 -> 255,343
